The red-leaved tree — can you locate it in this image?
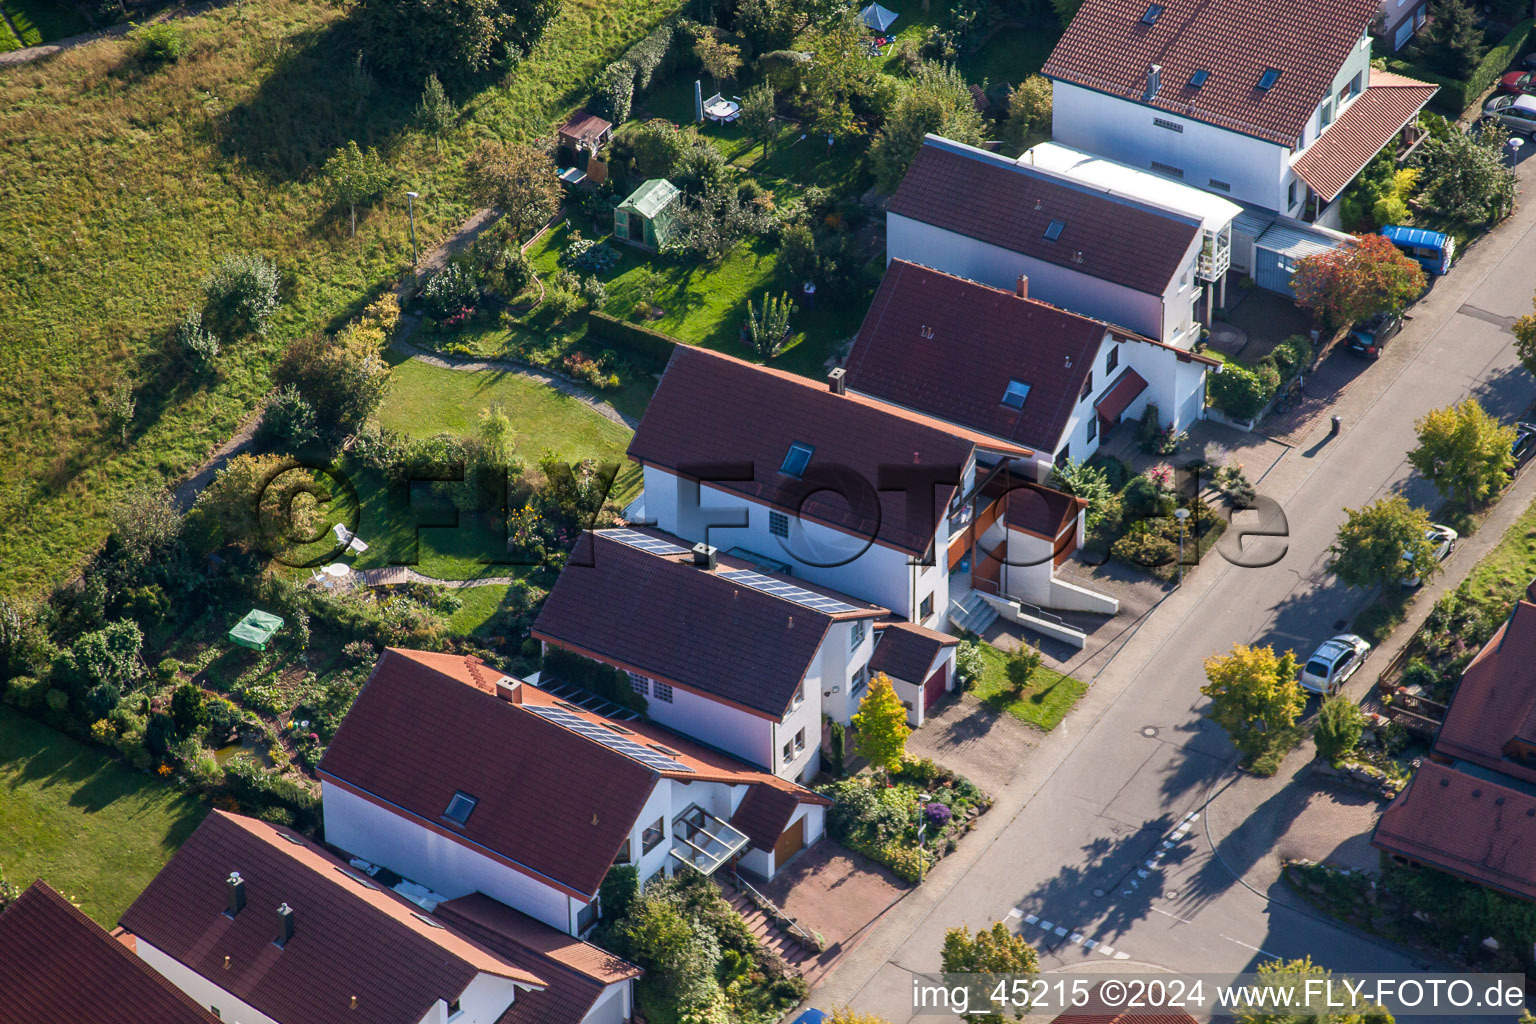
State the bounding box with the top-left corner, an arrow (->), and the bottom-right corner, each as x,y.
1290,233 -> 1427,328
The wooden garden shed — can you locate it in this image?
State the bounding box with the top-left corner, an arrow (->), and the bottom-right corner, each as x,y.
614,178 -> 680,250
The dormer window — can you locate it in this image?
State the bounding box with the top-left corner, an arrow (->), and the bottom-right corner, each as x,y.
1140,3 -> 1163,24
1188,69 -> 1209,88
1043,219 -> 1066,241
1002,380 -> 1031,409
781,442 -> 814,478
443,791 -> 478,826
1257,68 -> 1281,91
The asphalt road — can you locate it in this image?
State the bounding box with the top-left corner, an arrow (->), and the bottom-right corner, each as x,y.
821,184 -> 1536,1023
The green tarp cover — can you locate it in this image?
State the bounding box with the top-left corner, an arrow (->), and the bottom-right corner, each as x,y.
229,609 -> 285,651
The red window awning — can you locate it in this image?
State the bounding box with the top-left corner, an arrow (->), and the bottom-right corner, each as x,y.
1094,368 -> 1150,424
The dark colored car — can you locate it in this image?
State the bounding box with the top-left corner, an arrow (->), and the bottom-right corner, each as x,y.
1501,71 -> 1536,96
1523,52 -> 1536,72
1514,423 -> 1536,469
1347,311 -> 1403,358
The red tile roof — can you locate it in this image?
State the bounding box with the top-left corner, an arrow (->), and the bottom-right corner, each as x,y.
869,619 -> 957,684
887,138 -> 1202,297
1373,760 -> 1536,904
729,784 -> 804,851
628,345 -> 1028,557
534,529 -> 885,717
119,811 -> 545,1024
1093,367 -> 1149,424
846,260 -> 1112,451
1432,600 -> 1536,787
318,649 -> 661,899
436,894 -> 639,1024
1006,480 -> 1085,539
0,882 -> 220,1024
1042,0 -> 1381,146
1293,72 -> 1437,201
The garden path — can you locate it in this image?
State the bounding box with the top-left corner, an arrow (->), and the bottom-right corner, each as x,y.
0,0 -> 216,67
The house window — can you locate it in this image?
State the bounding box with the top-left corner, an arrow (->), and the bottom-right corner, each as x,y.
852,666 -> 869,694
1208,178 -> 1232,192
783,740 -> 794,764
1055,445 -> 1071,467
793,681 -> 805,708
1288,180 -> 1299,210
1150,161 -> 1184,179
627,671 -> 649,696
1002,379 -> 1031,409
1087,415 -> 1097,443
641,817 -> 665,853
851,619 -> 866,650
448,1000 -> 463,1021
653,681 -> 674,703
1105,345 -> 1118,373
1348,71 -> 1363,98
1079,371 -> 1093,402
919,594 -> 934,619
794,728 -> 806,752
769,510 -> 789,537
1152,117 -> 1184,133
781,442 -> 814,478
211,1011 -> 221,1020
443,792 -> 477,826
1320,99 -> 1334,128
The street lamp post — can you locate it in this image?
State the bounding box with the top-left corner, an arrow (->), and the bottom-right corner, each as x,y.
1174,506 -> 1191,586
405,191 -> 419,266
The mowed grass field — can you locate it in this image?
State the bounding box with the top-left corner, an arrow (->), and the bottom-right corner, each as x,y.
0,0 -> 677,601
0,706 -> 207,925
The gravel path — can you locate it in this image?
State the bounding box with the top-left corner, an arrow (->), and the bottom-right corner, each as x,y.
0,1 -> 217,67
358,566 -> 514,589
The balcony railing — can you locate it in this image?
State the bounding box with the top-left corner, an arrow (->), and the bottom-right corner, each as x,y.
670,805 -> 750,876
1197,230 -> 1231,282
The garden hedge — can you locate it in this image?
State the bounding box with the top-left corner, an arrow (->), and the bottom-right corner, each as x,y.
1389,19 -> 1535,114
587,311 -> 679,365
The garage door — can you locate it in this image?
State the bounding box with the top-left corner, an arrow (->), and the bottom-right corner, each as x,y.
773,815 -> 805,865
923,664 -> 948,711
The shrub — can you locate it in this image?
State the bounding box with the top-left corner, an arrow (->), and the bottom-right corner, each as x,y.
1315,695 -> 1366,767
136,22 -> 187,63
827,719 -> 846,777
924,801 -> 953,827
258,385 -> 321,451
171,683 -> 209,736
145,712 -> 177,757
593,60 -> 636,123
1207,362 -> 1278,421
4,676 -> 45,709
1111,521 -> 1177,569
176,308 -> 220,371
1004,641 -> 1042,694
422,263 -> 478,323
1122,474 -> 1172,518
1271,334 -> 1314,379
1401,658 -> 1438,691
600,865 -> 640,924
578,275 -> 608,309
587,311 -> 679,364
742,291 -> 795,358
202,253 -> 281,337
954,639 -> 984,687
562,234 -> 621,274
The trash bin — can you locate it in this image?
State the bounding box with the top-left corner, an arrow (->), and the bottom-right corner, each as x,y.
801,281 -> 816,310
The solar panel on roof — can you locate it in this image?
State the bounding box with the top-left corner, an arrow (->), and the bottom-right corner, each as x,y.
600,528 -> 691,557
526,705 -> 693,772
717,569 -> 862,615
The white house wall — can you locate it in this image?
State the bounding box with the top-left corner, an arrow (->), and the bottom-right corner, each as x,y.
1052,81 -> 1291,213
887,212 -> 1168,342
418,975 -> 525,1024
1119,340 -> 1209,434
639,676 -> 775,770
583,982 -> 633,1024
135,940 -> 283,1024
320,780 -> 578,934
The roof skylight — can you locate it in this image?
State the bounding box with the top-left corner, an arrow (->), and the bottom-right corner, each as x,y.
443,791 -> 478,826
1257,68 -> 1281,90
1189,69 -> 1209,88
1002,380 -> 1031,409
1141,3 -> 1163,24
1044,219 -> 1066,241
780,442 -> 814,478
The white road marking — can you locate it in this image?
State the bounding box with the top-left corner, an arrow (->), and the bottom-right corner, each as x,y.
1084,939 -> 1098,950
1024,913 -> 1038,925
1054,926 -> 1068,937
1220,933 -> 1282,959
1171,830 -> 1187,841
1098,945 -> 1115,956
1070,932 -> 1084,943
1115,952 -> 1130,960
1150,905 -> 1195,925
1137,869 -> 1149,878
1039,920 -> 1054,932
1007,908 -> 1022,920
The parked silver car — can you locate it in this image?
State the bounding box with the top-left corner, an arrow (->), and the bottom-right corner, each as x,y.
1400,524 -> 1457,587
1482,93 -> 1536,135
1298,634 -> 1371,696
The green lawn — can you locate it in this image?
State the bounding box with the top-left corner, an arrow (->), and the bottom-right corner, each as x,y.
0,706 -> 207,926
0,0 -> 678,600
447,583 -> 514,636
1451,493 -> 1536,617
969,642 -> 1088,731
956,24 -> 1060,89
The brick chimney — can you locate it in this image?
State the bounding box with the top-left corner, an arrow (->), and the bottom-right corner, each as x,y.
275,903 -> 294,948
1015,275 -> 1029,299
225,872 -> 246,918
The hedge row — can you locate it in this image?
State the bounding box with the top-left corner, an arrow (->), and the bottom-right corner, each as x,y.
587,310 -> 680,365
1388,19 -> 1535,114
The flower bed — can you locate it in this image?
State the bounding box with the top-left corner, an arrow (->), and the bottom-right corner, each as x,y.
820,757 -> 991,882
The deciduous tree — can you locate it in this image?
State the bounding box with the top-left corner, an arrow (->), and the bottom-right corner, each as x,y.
464,141 -> 561,240
799,8 -> 873,137
1004,641 -> 1042,696
321,140 -> 392,237
415,73 -> 457,154
739,82 -> 779,158
1238,957 -> 1395,1023
1407,398 -> 1515,509
352,0 -> 561,87
1290,234 -> 1426,329
870,61 -> 986,192
1048,458 -> 1113,529
1327,496 -> 1437,589
1004,74 -> 1052,145
693,31 -> 741,90
1200,643 -> 1305,761
1414,118 -> 1515,228
852,673 -> 911,778
1510,292 -> 1536,377
941,922 -> 1038,1024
